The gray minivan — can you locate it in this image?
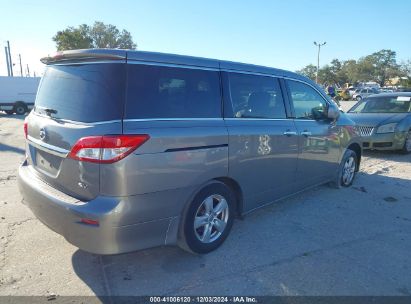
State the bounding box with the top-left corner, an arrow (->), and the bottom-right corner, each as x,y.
18,49 -> 362,254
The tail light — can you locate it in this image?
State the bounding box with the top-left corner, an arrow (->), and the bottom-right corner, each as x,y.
68,135 -> 149,164
23,116 -> 28,139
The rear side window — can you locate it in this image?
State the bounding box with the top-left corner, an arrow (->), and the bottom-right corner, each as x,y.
35,63 -> 126,123
126,64 -> 221,119
226,72 -> 286,119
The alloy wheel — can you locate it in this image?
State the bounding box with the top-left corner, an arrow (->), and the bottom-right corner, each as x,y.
194,194 -> 229,243
342,156 -> 356,185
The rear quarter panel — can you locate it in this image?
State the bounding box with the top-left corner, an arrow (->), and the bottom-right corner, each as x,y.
100,120 -> 229,196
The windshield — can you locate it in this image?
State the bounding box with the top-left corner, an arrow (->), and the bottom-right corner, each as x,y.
34,63 -> 126,123
349,96 -> 411,113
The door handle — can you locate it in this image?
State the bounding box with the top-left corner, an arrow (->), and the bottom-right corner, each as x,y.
283,130 -> 297,136
300,131 -> 312,136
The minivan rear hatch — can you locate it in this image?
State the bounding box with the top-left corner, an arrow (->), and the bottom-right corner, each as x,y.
26,58 -> 126,201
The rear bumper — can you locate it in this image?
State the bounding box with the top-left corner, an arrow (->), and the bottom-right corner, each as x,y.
361,131 -> 406,151
18,161 -> 183,255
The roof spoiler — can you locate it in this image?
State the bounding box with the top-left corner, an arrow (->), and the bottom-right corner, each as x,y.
40,49 -> 127,64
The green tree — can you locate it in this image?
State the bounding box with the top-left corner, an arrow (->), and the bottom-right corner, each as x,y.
330,59 -> 352,85
399,59 -> 411,87
296,64 -> 317,81
298,59 -> 355,86
52,24 -> 92,51
297,50 -> 407,87
318,65 -> 337,85
364,50 -> 402,86
53,21 -> 137,51
341,60 -> 359,84
356,56 -> 376,83
400,60 -> 411,77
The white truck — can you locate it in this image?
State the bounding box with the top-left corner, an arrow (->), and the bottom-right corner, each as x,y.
0,76 -> 40,115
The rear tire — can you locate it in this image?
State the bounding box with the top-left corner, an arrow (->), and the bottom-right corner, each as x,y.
356,96 -> 362,101
179,182 -> 235,254
14,103 -> 27,115
330,149 -> 358,188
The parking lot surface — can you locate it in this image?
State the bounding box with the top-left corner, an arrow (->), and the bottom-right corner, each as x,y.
1,102 -> 410,297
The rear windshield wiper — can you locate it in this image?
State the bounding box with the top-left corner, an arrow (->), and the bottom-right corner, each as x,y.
44,108 -> 58,115
35,106 -> 58,116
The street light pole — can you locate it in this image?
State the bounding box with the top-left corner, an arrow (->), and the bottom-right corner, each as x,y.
313,41 -> 326,83
7,41 -> 13,77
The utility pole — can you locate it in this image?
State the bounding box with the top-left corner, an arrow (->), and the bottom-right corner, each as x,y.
19,54 -> 23,77
26,64 -> 30,77
4,46 -> 11,76
7,41 -> 13,77
313,41 -> 326,83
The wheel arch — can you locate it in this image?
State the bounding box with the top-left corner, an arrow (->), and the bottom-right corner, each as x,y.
177,177 -> 243,238
347,142 -> 362,171
179,177 -> 244,227
176,177 -> 241,253
214,177 -> 244,217
14,100 -> 27,106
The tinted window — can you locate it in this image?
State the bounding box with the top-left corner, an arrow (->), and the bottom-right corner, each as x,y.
227,73 -> 286,119
35,63 -> 125,123
126,64 -> 221,119
287,80 -> 327,120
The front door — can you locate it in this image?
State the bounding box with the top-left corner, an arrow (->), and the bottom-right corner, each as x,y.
285,80 -> 340,190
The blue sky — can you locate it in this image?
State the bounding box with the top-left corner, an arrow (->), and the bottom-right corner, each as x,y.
1,0 -> 410,76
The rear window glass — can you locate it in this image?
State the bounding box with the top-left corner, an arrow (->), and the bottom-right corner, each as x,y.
35,63 -> 126,123
125,64 -> 221,119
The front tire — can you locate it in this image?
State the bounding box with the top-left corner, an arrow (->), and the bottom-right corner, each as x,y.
401,130 -> 411,154
179,182 -> 235,254
331,149 -> 358,188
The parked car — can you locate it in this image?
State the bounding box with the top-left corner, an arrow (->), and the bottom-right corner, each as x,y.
18,49 -> 362,255
352,87 -> 379,101
347,86 -> 356,97
347,93 -> 411,153
348,87 -> 357,97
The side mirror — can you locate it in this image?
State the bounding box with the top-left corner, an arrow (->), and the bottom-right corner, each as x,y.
327,103 -> 340,121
